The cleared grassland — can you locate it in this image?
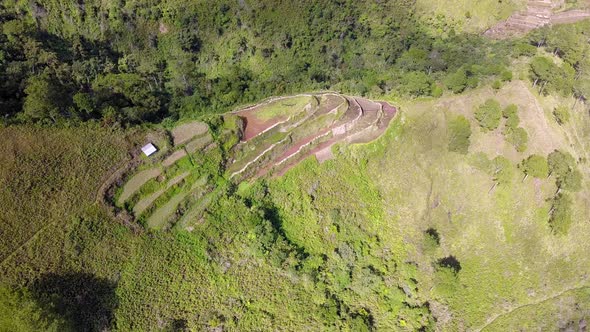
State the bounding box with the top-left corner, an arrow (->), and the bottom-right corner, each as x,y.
133,171 -> 190,216
171,121 -> 209,146
482,286 -> 590,331
0,125 -> 139,283
246,95 -> 312,121
145,191 -> 189,229
162,149 -> 187,167
415,0 -> 526,33
268,81 -> 590,330
185,133 -> 213,153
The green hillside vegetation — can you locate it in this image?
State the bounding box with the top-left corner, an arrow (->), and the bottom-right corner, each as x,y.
1,2 -> 590,332
0,0 -> 521,126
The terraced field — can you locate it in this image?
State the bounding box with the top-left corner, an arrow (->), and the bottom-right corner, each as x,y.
230,92 -> 396,180
110,93 -> 396,231
484,0 -> 590,38
110,119 -> 220,231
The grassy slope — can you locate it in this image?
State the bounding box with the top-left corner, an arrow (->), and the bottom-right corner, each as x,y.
268,80 -> 590,330
0,124 -> 355,330
391,82 -> 590,330
0,125 -> 138,281
1,79 -> 589,330
415,0 -> 526,34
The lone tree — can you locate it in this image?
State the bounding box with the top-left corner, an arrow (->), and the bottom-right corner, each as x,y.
519,154 -> 548,179
475,99 -> 502,131
557,169 -> 582,192
553,105 -> 570,125
548,150 -> 582,191
548,150 -> 576,178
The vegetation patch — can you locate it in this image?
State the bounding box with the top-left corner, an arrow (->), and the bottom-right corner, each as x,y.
171,121 -> 209,146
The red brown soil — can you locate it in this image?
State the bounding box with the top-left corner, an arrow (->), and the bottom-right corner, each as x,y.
379,101 -> 397,116
230,93 -> 398,180
273,100 -> 397,177
237,111 -> 288,141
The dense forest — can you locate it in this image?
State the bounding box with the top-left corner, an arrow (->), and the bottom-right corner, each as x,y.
0,0 -> 532,125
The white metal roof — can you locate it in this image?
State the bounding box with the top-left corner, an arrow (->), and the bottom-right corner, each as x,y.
141,143 -> 157,156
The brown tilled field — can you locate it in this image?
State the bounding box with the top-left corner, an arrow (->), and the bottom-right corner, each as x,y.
228,93 -> 397,180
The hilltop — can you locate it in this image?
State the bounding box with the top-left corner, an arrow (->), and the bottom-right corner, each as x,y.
107,93 -> 396,231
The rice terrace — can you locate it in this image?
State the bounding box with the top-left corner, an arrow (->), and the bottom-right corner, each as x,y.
107,93 -> 396,230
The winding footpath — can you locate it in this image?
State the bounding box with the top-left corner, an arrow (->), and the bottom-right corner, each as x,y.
476,285 -> 590,331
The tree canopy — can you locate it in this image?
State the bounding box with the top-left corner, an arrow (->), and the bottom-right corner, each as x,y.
520,155 -> 549,179
475,99 -> 502,131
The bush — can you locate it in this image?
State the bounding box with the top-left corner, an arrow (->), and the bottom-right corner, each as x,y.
448,115 -> 471,154
500,70 -> 513,82
502,104 -> 519,129
492,80 -> 502,90
553,105 -> 570,125
548,150 -> 582,191
548,150 -> 576,178
445,69 -> 468,94
515,43 -> 537,57
399,71 -> 433,97
475,99 -> 502,131
491,156 -> 514,185
549,193 -> 573,235
557,169 -> 582,192
431,84 -> 443,98
519,154 -> 548,178
504,127 -> 528,152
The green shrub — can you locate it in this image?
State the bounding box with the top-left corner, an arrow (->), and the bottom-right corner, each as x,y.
491,156 -> 514,185
445,69 -> 468,94
492,80 -> 502,90
519,154 -> 549,178
553,105 -> 570,125
548,150 -> 576,178
514,43 -> 537,57
501,70 -> 513,82
400,71 -> 434,97
557,169 -> 582,192
431,84 -> 443,98
548,150 -> 582,191
475,99 -> 502,131
504,127 -> 528,152
502,104 -> 519,129
549,193 -> 573,235
448,115 -> 472,154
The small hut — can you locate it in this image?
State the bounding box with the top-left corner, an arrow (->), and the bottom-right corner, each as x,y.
141,143 -> 158,156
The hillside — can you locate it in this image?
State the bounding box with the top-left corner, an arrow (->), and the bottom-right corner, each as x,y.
1,1 -> 590,331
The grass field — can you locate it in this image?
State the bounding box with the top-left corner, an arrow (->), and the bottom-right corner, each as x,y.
266,80 -> 590,330
415,0 -> 527,34
250,96 -> 312,121
1,79 -> 589,330
117,168 -> 162,205
0,125 -> 138,270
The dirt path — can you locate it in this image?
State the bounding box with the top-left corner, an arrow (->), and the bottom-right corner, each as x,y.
476,285 -> 590,331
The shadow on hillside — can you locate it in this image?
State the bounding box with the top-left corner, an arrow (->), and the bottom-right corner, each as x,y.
31,272 -> 118,332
